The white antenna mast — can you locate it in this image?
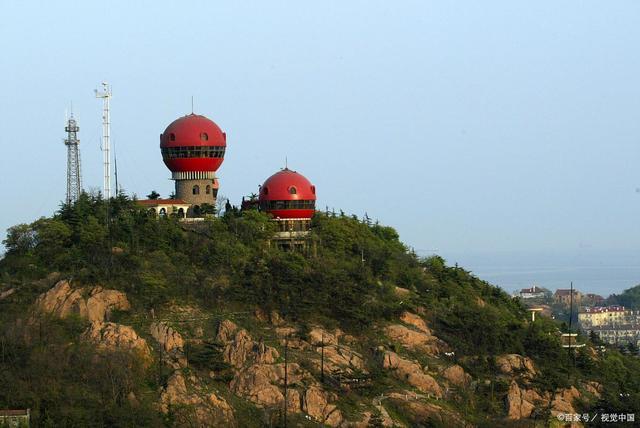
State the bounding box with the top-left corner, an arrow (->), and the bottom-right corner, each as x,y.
95,82 -> 112,199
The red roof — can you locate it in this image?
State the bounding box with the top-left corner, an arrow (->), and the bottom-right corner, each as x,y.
582,305 -> 626,313
160,114 -> 226,173
259,168 -> 316,219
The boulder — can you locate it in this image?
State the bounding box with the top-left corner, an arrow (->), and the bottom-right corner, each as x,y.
254,308 -> 283,325
308,327 -> 338,346
150,322 -> 187,369
35,280 -> 130,322
86,287 -> 131,322
399,311 -> 431,334
496,354 -> 537,378
388,395 -> 466,427
82,321 -> 151,364
160,371 -> 235,427
223,329 -> 279,368
275,326 -> 298,338
0,288 -> 16,300
231,363 -> 301,407
384,324 -> 447,356
582,381 -> 602,398
312,343 -> 365,373
216,319 -> 238,343
302,386 -> 343,427
506,380 -> 543,420
550,386 -> 580,416
441,364 -> 471,388
381,351 -> 442,398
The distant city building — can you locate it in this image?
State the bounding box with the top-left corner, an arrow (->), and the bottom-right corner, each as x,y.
579,306 -> 640,347
578,306 -> 638,328
554,289 -> 582,306
0,409 -> 30,427
589,324 -> 640,347
519,286 -> 547,300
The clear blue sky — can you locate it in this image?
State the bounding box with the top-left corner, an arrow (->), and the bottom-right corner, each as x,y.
1,1 -> 639,294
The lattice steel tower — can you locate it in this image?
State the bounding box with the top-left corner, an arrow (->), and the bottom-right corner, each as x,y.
64,114 -> 83,204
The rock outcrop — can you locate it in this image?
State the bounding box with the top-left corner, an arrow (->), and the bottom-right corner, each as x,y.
302,386 -> 343,427
82,321 -> 151,363
215,320 -> 279,368
549,386 -> 581,416
230,362 -> 305,406
216,319 -> 239,343
0,288 -> 15,300
388,393 -> 467,427
399,311 -> 431,334
160,371 -> 235,427
496,354 -> 537,378
150,322 -> 187,369
505,381 -> 582,420
381,351 -> 443,398
441,364 -> 471,388
506,380 -> 544,419
384,313 -> 448,356
35,280 -> 130,322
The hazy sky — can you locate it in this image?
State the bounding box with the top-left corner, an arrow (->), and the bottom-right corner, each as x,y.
1,2 -> 639,293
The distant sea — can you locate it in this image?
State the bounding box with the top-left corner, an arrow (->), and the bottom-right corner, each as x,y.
436,250 -> 640,297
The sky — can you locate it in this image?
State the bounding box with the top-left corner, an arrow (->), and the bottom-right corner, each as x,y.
1,1 -> 639,295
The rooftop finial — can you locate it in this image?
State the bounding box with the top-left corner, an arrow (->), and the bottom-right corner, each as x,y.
285,156 -> 288,170
191,96 -> 194,114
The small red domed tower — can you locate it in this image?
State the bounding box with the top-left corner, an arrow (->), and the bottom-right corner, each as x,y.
160,114 -> 226,216
259,168 -> 316,249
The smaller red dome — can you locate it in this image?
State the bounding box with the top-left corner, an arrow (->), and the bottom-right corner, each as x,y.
160,114 -> 227,173
259,168 -> 316,219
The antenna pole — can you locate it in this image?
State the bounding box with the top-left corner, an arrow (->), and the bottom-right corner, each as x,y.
95,82 -> 112,199
113,140 -> 119,196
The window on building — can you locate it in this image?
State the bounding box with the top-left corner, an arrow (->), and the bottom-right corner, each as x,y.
289,186 -> 297,195
170,133 -> 176,141
193,185 -> 200,195
201,132 -> 208,141
206,185 -> 211,194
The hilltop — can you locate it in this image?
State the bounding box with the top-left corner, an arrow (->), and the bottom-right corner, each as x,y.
0,194 -> 639,427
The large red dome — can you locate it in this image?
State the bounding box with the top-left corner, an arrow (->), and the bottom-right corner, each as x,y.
259,168 -> 316,219
160,114 -> 226,173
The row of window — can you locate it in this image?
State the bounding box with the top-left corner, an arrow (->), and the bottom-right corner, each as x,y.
162,146 -> 225,159
193,185 -> 218,196
263,185 -> 315,196
260,200 -> 316,210
276,219 -> 312,232
168,133 -> 210,141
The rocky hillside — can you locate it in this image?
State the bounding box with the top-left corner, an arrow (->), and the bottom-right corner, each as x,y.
1,194 -> 639,427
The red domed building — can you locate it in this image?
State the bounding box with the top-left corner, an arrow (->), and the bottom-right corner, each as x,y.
159,113 -> 226,217
259,168 -> 316,250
